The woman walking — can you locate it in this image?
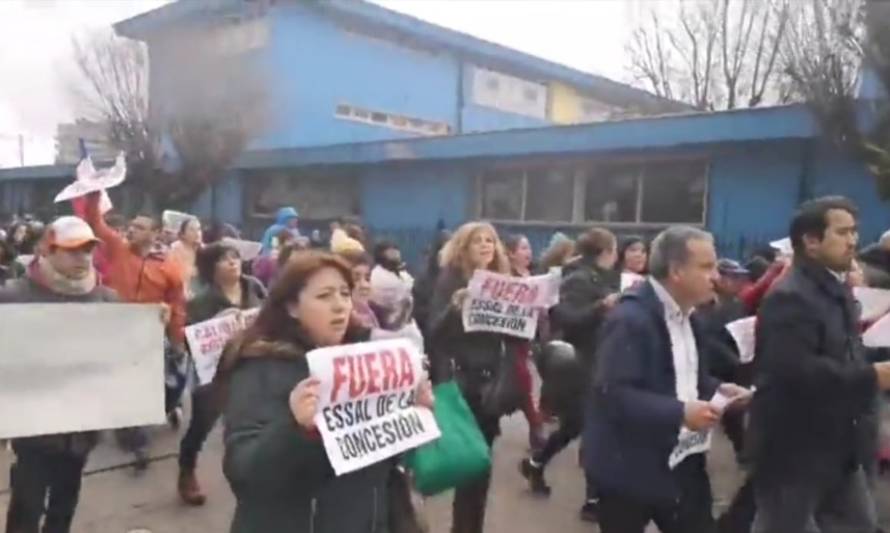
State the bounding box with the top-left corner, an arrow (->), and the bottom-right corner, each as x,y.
429,222 -> 518,533
177,242 -> 266,506
219,251 -> 432,532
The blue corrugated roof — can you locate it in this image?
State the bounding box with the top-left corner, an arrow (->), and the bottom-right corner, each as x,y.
0,104 -> 819,182
114,0 -> 687,111
233,104 -> 818,169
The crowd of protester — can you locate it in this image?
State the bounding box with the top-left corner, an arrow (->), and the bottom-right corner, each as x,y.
2,190 -> 890,533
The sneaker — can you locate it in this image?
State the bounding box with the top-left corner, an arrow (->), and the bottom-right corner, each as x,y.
178,468 -> 207,506
518,458 -> 551,497
168,407 -> 183,431
579,500 -> 599,523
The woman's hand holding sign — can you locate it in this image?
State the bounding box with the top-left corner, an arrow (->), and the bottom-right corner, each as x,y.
290,377 -> 322,431
416,379 -> 435,410
451,288 -> 469,310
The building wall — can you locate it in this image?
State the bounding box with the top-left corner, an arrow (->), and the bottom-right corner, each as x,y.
808,143 -> 890,242
459,64 -> 552,133
548,82 -> 615,125
707,139 -> 889,257
253,3 -> 462,149
706,141 -> 806,254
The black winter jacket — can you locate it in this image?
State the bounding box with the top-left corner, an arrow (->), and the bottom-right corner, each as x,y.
222,330 -> 395,533
186,275 -> 266,325
748,258 -> 879,485
551,257 -> 620,372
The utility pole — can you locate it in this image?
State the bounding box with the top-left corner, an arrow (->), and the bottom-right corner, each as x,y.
18,134 -> 24,166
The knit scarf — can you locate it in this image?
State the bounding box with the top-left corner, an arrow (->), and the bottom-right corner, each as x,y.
32,256 -> 97,296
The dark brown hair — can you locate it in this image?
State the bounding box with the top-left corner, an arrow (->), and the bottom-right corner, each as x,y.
243,251 -> 354,347
196,242 -> 240,286
576,227 -> 616,259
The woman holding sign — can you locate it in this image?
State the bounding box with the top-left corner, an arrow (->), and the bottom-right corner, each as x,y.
429,222 -> 517,533
505,234 -> 544,450
218,251 -> 433,533
177,243 -> 266,507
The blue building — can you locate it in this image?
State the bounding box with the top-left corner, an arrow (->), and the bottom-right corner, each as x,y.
0,0 -> 887,267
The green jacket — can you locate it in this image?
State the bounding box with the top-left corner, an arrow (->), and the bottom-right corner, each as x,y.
222,332 -> 392,533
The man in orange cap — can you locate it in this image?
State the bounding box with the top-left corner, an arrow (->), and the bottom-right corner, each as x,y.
1,216 -> 118,533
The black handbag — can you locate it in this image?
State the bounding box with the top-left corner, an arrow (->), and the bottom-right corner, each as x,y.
388,465 -> 428,533
454,341 -> 523,419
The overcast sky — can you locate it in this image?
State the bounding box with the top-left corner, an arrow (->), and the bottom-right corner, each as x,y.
0,0 -> 640,166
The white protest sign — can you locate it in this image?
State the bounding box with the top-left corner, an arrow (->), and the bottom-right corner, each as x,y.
854,287 -> 890,322
307,338 -> 440,476
725,316 -> 757,364
221,237 -> 263,262
710,386 -> 755,413
184,308 -> 257,385
620,272 -> 646,292
770,237 -> 793,256
54,153 -> 126,208
864,313 -> 890,348
162,210 -> 197,235
669,427 -> 712,469
0,303 -> 164,439
14,254 -> 33,268
461,270 -> 560,340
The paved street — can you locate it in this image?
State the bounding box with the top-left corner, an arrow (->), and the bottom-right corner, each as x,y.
1,410 -> 887,533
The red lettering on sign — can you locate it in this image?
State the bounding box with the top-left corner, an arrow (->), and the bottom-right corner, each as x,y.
397,348 -> 415,389
327,347 -> 419,402
364,352 -> 381,395
331,356 -> 349,403
380,350 -> 398,390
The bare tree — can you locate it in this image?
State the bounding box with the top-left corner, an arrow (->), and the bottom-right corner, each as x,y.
71,31 -> 159,209
626,0 -> 792,111
783,0 -> 890,199
70,28 -> 268,210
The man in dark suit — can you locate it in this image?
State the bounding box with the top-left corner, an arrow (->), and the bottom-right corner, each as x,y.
749,197 -> 890,533
583,226 -> 750,533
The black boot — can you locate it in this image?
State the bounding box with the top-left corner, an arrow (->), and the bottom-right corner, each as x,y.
579,499 -> 599,523
519,459 -> 551,497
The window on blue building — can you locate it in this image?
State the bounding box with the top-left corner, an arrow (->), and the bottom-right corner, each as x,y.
526,169 -> 574,222
477,158 -> 707,225
480,170 -> 523,220
584,165 -> 639,223
640,160 -> 707,224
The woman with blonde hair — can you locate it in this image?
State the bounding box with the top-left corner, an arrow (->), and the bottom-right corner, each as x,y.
428,222 -> 517,533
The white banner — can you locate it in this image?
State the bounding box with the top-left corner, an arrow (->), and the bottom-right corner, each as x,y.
221,238 -> 263,262
185,309 -> 257,385
864,313 -> 890,348
854,287 -> 890,323
0,303 -> 164,439
162,210 -> 197,235
461,270 -> 559,340
620,272 -> 645,292
307,339 -> 440,476
54,153 -> 126,204
725,316 -> 757,364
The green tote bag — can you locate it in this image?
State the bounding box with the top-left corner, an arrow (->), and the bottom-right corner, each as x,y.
406,381 -> 492,496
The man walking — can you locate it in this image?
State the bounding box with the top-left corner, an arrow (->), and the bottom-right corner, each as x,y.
2,217 -> 117,533
83,191 -> 186,470
583,226 -> 749,533
749,197 -> 890,533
